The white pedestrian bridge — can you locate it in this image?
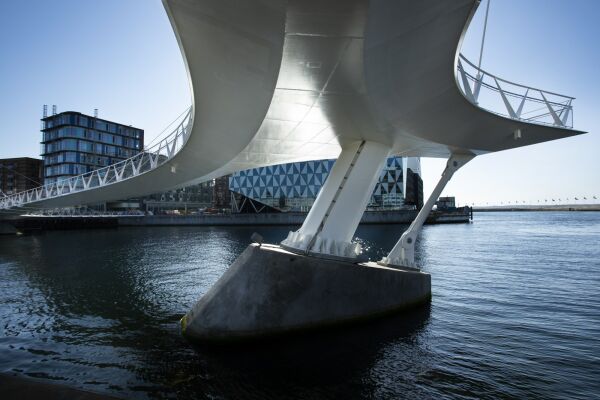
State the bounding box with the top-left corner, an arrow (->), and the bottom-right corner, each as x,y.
1,0 -> 584,268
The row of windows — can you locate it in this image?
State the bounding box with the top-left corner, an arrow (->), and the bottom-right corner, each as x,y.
254,192 -> 405,211
43,152 -> 78,165
43,151 -> 121,167
44,163 -> 95,177
0,179 -> 32,187
42,139 -> 137,158
44,176 -> 83,185
370,194 -> 406,207
43,127 -> 142,149
43,114 -> 142,138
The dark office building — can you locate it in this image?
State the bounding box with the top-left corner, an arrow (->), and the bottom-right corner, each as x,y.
213,175 -> 231,209
0,157 -> 43,195
41,111 -> 144,184
142,181 -> 215,213
404,168 -> 424,210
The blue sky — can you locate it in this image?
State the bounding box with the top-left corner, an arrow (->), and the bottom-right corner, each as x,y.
0,0 -> 598,205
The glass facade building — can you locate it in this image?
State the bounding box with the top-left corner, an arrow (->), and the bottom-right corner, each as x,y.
41,111 -> 144,184
229,156 -> 422,212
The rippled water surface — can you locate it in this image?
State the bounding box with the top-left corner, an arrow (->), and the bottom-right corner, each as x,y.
1,212 -> 599,399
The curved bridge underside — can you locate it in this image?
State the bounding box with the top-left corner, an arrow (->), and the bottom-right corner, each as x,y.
1,0 -> 584,212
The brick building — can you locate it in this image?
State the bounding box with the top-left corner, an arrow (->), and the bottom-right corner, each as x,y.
0,157 -> 43,195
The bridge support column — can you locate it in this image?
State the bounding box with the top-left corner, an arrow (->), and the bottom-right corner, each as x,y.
181,142 -> 439,343
281,140 -> 390,259
380,153 -> 474,268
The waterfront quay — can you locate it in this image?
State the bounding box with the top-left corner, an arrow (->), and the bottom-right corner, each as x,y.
121,209 -> 472,226
0,208 -> 472,235
475,204 -> 600,212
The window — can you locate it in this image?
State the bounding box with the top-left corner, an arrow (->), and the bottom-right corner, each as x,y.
78,140 -> 93,152
65,152 -> 77,162
57,127 -> 69,138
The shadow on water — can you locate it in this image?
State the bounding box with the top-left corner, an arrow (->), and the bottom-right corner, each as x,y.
0,225 -> 429,399
178,304 -> 431,399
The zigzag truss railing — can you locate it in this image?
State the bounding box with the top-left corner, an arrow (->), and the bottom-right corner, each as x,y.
457,54 -> 574,128
0,108 -> 193,211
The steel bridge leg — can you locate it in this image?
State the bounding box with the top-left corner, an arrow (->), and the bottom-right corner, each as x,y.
380,153 -> 474,268
281,140 -> 390,259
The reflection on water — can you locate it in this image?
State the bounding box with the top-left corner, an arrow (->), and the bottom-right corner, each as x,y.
0,212 -> 599,399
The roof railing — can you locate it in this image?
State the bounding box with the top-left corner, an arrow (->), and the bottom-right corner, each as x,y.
0,107 -> 193,211
457,53 -> 574,128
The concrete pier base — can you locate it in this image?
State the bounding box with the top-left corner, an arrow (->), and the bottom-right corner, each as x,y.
182,243 -> 431,342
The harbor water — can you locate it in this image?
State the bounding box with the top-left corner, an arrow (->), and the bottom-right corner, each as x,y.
0,212 -> 599,399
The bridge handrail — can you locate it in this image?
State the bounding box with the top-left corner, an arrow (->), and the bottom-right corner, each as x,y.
1,107 -> 193,210
456,53 -> 574,129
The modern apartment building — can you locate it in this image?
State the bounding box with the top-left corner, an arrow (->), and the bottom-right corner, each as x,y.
41,111 -> 144,184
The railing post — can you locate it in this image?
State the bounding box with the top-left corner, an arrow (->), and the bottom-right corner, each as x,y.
560,99 -> 572,127
473,72 -> 484,102
515,88 -> 529,118
540,92 -> 563,126
458,59 -> 476,104
494,78 -> 517,119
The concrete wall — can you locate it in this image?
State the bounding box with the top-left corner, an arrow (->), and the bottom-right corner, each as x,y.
118,210 -> 420,227
0,209 -> 469,235
183,244 -> 431,341
118,209 -> 470,227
